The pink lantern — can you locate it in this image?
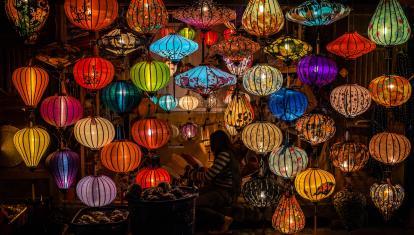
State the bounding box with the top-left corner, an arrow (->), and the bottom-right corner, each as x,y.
40,95 -> 83,128
180,122 -> 198,140
76,175 -> 117,207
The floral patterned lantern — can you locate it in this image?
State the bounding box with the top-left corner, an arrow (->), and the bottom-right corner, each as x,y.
243,64 -> 283,97
158,94 -> 178,112
179,27 -> 196,40
295,114 -> 336,145
12,66 -> 49,108
136,167 -> 171,189
297,55 -> 338,87
101,140 -> 142,173
242,122 -> 283,154
126,0 -> 168,34
265,35 -> 312,64
150,34 -> 199,63
76,175 -> 117,207
178,94 -> 199,112
369,132 -> 411,165
370,181 -> 404,221
180,122 -> 199,140
272,193 -> 306,234
101,81 -> 142,113
269,145 -> 308,179
211,35 -> 260,62
368,75 -> 412,107
330,140 -> 369,173
224,92 -> 254,130
130,59 -> 170,94
73,57 -> 115,90
242,176 -> 280,208
40,95 -> 83,128
295,168 -> 336,202
46,149 -> 79,190
131,118 -> 170,150
204,94 -> 217,110
74,116 -> 115,150
223,56 -> 253,77
268,88 -> 308,122
330,84 -> 371,118
98,27 -> 143,56
326,32 -> 376,60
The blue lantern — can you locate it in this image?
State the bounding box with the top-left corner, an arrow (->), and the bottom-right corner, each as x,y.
158,94 -> 178,112
101,81 -> 142,113
150,34 -> 199,63
268,88 -> 308,122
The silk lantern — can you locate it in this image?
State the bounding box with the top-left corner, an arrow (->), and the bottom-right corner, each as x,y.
76,175 -> 117,207
126,0 -> 168,34
12,66 -> 49,108
101,81 -> 142,113
370,181 -> 404,221
205,94 -> 217,110
330,140 -> 369,173
265,36 -> 312,64
180,122 -> 199,140
326,32 -> 376,60
296,114 -> 336,145
297,55 -> 338,87
369,75 -> 412,107
150,34 -> 199,63
46,149 -> 79,189
99,27 -> 143,56
40,95 -> 83,128
130,60 -> 170,94
204,30 -> 218,46
369,132 -> 411,165
73,57 -> 115,90
159,27 -> 175,37
330,84 -> 372,118
178,94 -> 199,112
179,27 -> 196,40
223,56 -> 253,77
272,194 -> 306,234
268,88 -> 308,122
74,116 -> 115,150
224,93 -> 254,130
131,118 -> 170,150
241,122 -> 283,154
158,94 -> 178,112
269,145 -> 308,179
295,168 -> 336,202
211,35 -> 260,62
243,64 -> 283,96
136,97 -> 158,117
242,176 -> 280,208
101,140 -> 142,173
136,167 -> 171,188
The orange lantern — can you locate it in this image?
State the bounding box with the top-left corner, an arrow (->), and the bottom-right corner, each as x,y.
101,140 -> 142,173
211,35 -> 260,62
369,132 -> 411,165
369,75 -> 412,107
73,57 -> 115,90
272,193 -> 305,234
134,97 -> 158,117
204,30 -> 219,46
135,167 -> 171,188
12,66 -> 49,108
159,27 -> 175,37
131,118 -> 170,150
126,0 -> 169,34
326,32 -> 376,60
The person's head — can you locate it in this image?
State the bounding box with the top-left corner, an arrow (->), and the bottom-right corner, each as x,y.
210,130 -> 232,155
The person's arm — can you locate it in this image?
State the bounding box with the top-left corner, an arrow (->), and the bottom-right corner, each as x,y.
188,152 -> 231,183
181,153 -> 203,168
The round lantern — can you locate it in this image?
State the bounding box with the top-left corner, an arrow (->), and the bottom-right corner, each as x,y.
242,176 -> 280,208
223,28 -> 236,40
180,122 -> 198,140
12,66 -> 49,108
225,124 -> 238,136
204,30 -> 218,46
158,94 -> 178,112
46,149 -> 79,190
131,118 -> 170,150
297,55 -> 338,87
126,0 -> 168,34
74,117 -> 115,150
223,56 -> 253,77
330,141 -> 369,173
330,84 -> 371,118
224,93 -> 254,130
268,88 -> 308,122
170,124 -> 180,138
98,27 -> 143,56
243,64 -> 283,96
369,132 -> 411,165
265,35 -> 312,64
76,175 -> 117,207
13,125 -> 50,169
241,122 -> 283,154
135,167 -> 171,189
101,81 -> 142,113
40,95 -> 83,128
269,145 -> 308,179
295,114 -> 336,145
130,60 -> 170,94
179,27 -> 196,40
101,140 -> 142,173
368,75 -> 412,107
333,188 -> 367,231
136,97 -> 158,117
73,57 -> 115,90
295,168 -> 336,202
178,95 -> 199,112
326,32 -> 376,60
159,27 -> 175,37
64,0 -> 118,31
368,0 -> 411,46
370,181 -> 404,221
211,35 -> 260,62
242,0 -> 285,37
272,194 -> 305,234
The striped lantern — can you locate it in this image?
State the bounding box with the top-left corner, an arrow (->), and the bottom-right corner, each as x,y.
243,64 -> 283,96
126,0 -> 168,34
101,81 -> 142,113
178,27 -> 196,40
46,149 -> 79,189
180,122 -> 198,140
272,194 -> 306,234
370,181 -> 405,221
74,117 -> 115,150
158,94 -> 178,112
40,95 -> 83,128
73,57 -> 115,90
76,175 -> 117,207
131,118 -> 170,150
330,84 -> 371,118
369,132 -> 411,165
130,60 -> 170,94
368,75 -> 412,107
224,92 -> 254,130
330,141 -> 369,173
135,97 -> 158,117
241,122 -> 283,154
101,140 -> 142,173
12,66 -> 49,108
170,124 -> 180,138
211,35 -> 260,62
178,95 -> 199,112
295,168 -> 336,202
296,114 -> 336,145
242,176 -> 280,208
268,88 -> 308,122
326,32 -> 376,60
135,167 -> 171,189
269,145 -> 308,179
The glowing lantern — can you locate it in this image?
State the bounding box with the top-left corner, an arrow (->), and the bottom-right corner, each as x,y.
295,114 -> 336,145
150,34 -> 199,63
370,181 -> 404,221
242,177 -> 280,208
131,118 -> 170,150
74,117 -> 115,150
223,56 -> 253,77
269,145 -> 308,179
46,149 -> 79,190
242,0 -> 285,37
130,60 -> 170,94
204,30 -> 218,46
136,97 -> 158,117
180,122 -> 199,140
223,28 -> 236,40
368,75 -> 412,107
297,55 -> 338,87
158,94 -> 178,112
243,64 -> 283,97
136,167 -> 171,189
64,0 -> 118,31
295,168 -> 336,202
101,140 -> 142,173
40,95 -> 83,128
224,93 -> 254,130
159,27 -> 175,37
76,175 -> 117,207
241,122 -> 283,154
98,27 -> 143,56
272,194 -> 305,234
326,32 -> 376,60
12,66 -> 49,108
268,88 -> 308,122
265,35 -> 312,64
211,35 -> 260,62
101,81 -> 142,113
369,132 -> 411,165
73,57 -> 115,90
126,0 -> 168,34
330,140 -> 369,173
225,124 -> 238,136
170,124 -> 180,138
333,188 -> 366,231
205,94 -> 217,110
179,27 -> 196,40
330,84 -> 371,118
178,95 -> 199,112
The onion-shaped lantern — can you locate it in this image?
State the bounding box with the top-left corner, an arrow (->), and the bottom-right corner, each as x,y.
223,56 -> 253,77
158,94 -> 178,112
126,0 -> 168,34
131,118 -> 170,150
101,140 -> 142,173
98,27 -> 143,56
368,0 -> 411,46
136,167 -> 171,189
180,122 -> 198,140
225,124 -> 238,136
224,93 -> 254,130
130,60 -> 170,94
268,88 -> 308,122
211,35 -> 260,62
370,181 -> 404,221
269,145 -> 308,179
64,0 -> 118,31
12,66 -> 49,108
223,28 -> 236,40
242,176 -> 280,208
150,34 -> 199,63
272,194 -> 306,234
73,57 -> 115,90
242,122 -> 283,154
242,0 -> 285,37
330,141 -> 369,173
243,64 -> 283,97
265,35 -> 312,64
369,132 -> 411,165
333,188 -> 367,231
330,84 -> 371,118
179,27 -> 196,40
136,97 -> 158,117
102,81 -> 142,113
204,30 -> 218,46
178,94 -> 199,112
74,117 -> 115,150
295,168 -> 336,202
326,32 -> 376,60
295,114 -> 336,145
76,175 -> 117,207
297,55 -> 338,87
46,149 -> 79,190
40,95 -> 83,128
368,75 -> 412,107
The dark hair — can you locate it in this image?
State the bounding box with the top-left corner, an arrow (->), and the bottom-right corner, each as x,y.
210,130 -> 232,155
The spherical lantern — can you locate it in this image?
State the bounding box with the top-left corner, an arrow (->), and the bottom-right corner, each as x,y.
330,141 -> 369,173
225,124 -> 238,136
330,84 -> 371,118
12,66 -> 49,108
150,34 -> 199,63
211,35 -> 260,62
297,55 -> 338,87
158,94 -> 178,112
223,28 -> 236,40
223,56 -> 253,77
130,60 -> 170,94
178,95 -> 199,112
203,30 -> 219,46
242,0 -> 285,37
272,194 -> 305,234
295,168 -> 336,202
126,0 -> 168,34
136,97 -> 158,117
101,140 -> 142,173
13,125 -> 50,169
368,0 -> 411,46
74,117 -> 115,150
295,114 -> 336,145
76,175 -> 117,207
135,167 -> 171,189
333,188 -> 367,231
265,35 -> 312,64
241,122 -> 283,154
98,27 -> 143,56
179,27 -> 196,40
243,64 -> 283,97
370,182 -> 404,221
269,145 -> 308,179
46,149 -> 79,190
368,75 -> 412,107
159,27 -> 175,37
180,122 -> 198,140
131,118 -> 170,150
326,32 -> 376,60
369,132 -> 411,165
73,57 -> 115,90
101,81 -> 142,113
40,95 -> 83,128
242,177 -> 280,208
224,93 -> 254,130
268,88 -> 308,122
64,0 -> 118,31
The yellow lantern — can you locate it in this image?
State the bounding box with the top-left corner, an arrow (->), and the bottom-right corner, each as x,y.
225,124 -> 238,136
369,132 -> 411,165
295,168 -> 336,202
74,116 -> 115,150
178,94 -> 199,112
368,75 -> 412,107
224,92 -> 254,130
241,122 -> 283,154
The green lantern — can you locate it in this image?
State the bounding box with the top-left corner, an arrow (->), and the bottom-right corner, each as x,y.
368,0 -> 411,46
130,60 -> 170,94
179,27 -> 196,40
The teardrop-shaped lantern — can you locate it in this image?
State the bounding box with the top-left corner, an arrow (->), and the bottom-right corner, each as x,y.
242,122 -> 283,154
326,32 -> 376,60
74,117 -> 115,150
158,94 -> 178,112
330,84 -> 371,118
297,55 -> 338,87
295,114 -> 336,145
76,175 -> 117,207
272,193 -> 306,234
101,81 -> 142,113
12,66 -> 49,108
101,140 -> 142,173
40,95 -> 83,128
211,35 -> 260,62
73,57 -> 115,90
126,0 -> 168,34
224,93 -> 254,130
150,34 -> 199,63
268,88 -> 308,122
178,94 -> 199,112
369,132 -> 411,165
295,168 -> 336,202
130,60 -> 170,94
46,149 -> 79,189
370,181 -> 404,221
131,118 -> 170,150
136,167 -> 171,189
269,145 -> 308,179
369,75 -> 412,107
265,35 -> 312,64
243,64 -> 283,97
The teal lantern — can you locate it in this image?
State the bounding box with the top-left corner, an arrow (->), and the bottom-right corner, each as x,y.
130,59 -> 170,95
102,81 -> 142,113
150,34 -> 199,63
158,94 -> 178,112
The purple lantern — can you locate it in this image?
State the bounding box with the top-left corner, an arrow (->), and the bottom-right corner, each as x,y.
46,149 -> 80,190
76,175 -> 117,207
297,55 -> 338,87
180,122 -> 198,140
40,95 -> 83,128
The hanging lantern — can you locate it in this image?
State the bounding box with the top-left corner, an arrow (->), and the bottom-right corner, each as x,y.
368,0 -> 411,46
369,132 -> 411,165
158,94 -> 178,112
370,181 -> 404,221
64,0 -> 118,31
126,0 -> 168,34
241,122 -> 283,154
130,60 -> 170,94
224,88 -> 251,105
243,64 -> 283,97
159,27 -> 175,37
150,34 -> 199,63
297,55 -> 338,87
135,97 -> 158,117
101,140 -> 142,173
101,81 -> 142,113
242,176 -> 280,208
131,118 -> 170,150
179,27 -> 196,40
265,35 -> 312,64
223,28 -> 236,40
170,124 -> 180,138
333,188 -> 367,231
223,56 -> 253,77
330,140 -> 369,173
269,145 -> 308,179
13,125 -> 50,169
242,0 -> 285,37
136,167 -> 171,189
178,95 -> 199,112
295,168 -> 336,202
73,57 -> 115,90
272,194 -> 306,234
205,94 -> 217,110
0,125 -> 22,168
74,116 -> 115,150
368,75 -> 412,107
224,93 -> 254,130
268,88 -> 308,122
330,84 -> 372,118
204,30 -> 219,46
5,0 -> 50,44
12,66 -> 49,108
46,149 -> 79,190
180,122 -> 199,140
326,32 -> 376,60
225,124 -> 238,136
295,114 -> 336,145
211,35 -> 260,62
40,95 -> 83,128
98,27 -> 143,56
76,175 -> 117,207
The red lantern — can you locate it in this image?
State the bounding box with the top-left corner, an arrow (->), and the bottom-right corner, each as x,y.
134,97 -> 158,117
223,28 -> 236,40
12,66 -> 49,108
204,30 -> 218,46
126,0 -> 169,34
326,32 -> 376,60
131,118 -> 170,150
73,57 -> 114,90
40,95 -> 83,128
135,167 -> 171,189
101,140 -> 142,173
159,27 -> 175,37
